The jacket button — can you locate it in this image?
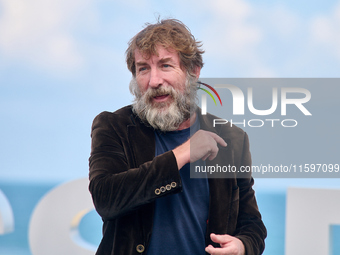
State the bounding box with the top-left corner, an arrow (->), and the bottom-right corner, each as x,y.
171,182 -> 177,188
155,188 -> 161,195
136,244 -> 145,253
160,186 -> 166,193
166,184 -> 171,190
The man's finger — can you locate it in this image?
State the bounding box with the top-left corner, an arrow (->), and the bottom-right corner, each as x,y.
210,233 -> 233,245
208,150 -> 218,161
202,153 -> 211,161
208,132 -> 227,147
205,244 -> 237,255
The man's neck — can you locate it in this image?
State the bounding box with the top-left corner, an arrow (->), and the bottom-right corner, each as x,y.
176,112 -> 197,131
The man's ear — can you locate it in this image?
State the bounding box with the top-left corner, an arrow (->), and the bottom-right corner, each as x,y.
193,66 -> 201,80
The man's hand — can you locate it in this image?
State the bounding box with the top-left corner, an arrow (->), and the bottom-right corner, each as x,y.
205,233 -> 245,255
172,130 -> 227,170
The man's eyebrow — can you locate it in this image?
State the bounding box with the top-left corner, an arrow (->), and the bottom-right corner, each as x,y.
135,61 -> 148,66
159,57 -> 174,64
135,57 -> 174,66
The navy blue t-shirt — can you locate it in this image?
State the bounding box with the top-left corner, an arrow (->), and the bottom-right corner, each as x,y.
146,119 -> 210,255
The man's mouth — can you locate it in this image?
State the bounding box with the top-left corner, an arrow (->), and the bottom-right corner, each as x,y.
153,94 -> 170,102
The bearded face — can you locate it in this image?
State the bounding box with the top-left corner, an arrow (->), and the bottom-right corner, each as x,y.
130,75 -> 198,131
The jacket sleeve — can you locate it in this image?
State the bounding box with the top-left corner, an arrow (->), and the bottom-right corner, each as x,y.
88,112 -> 182,221
235,133 -> 267,255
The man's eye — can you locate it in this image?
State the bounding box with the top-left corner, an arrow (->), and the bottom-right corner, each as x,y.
163,64 -> 170,68
139,67 -> 147,72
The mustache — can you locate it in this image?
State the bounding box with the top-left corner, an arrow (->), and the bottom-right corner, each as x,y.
143,86 -> 174,101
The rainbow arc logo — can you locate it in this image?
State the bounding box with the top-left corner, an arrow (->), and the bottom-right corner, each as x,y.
197,81 -> 222,106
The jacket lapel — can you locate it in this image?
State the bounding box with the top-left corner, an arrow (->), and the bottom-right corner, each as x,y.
197,110 -> 238,238
125,113 -> 156,246
127,114 -> 155,167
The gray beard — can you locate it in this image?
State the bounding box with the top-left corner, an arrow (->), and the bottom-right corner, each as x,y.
130,75 -> 198,131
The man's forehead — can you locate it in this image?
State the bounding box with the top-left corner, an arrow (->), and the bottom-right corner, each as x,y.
134,46 -> 179,63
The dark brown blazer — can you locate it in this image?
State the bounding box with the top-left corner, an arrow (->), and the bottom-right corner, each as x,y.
89,105 -> 266,255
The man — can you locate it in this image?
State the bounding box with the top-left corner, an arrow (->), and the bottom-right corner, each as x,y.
89,19 -> 266,255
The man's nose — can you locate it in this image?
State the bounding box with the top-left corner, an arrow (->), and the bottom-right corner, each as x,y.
148,68 -> 163,88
